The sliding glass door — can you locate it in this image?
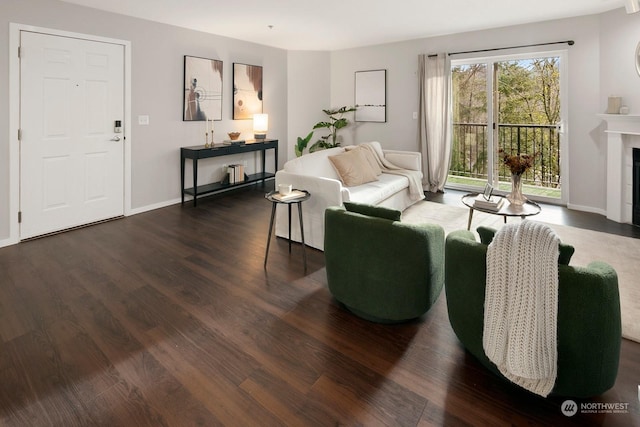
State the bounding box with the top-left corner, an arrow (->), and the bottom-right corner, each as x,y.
448,51 -> 567,203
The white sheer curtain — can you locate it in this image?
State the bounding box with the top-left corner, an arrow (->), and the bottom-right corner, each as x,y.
418,53 -> 452,193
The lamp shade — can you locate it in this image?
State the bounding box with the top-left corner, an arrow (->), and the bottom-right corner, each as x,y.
253,114 -> 268,139
626,0 -> 640,14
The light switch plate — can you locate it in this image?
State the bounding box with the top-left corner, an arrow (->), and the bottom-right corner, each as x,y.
138,115 -> 149,125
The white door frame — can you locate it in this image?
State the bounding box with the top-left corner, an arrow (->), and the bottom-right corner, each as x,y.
449,48 -> 569,206
7,23 -> 132,246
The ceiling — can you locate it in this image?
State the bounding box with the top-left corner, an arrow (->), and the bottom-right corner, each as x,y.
60,0 -> 624,51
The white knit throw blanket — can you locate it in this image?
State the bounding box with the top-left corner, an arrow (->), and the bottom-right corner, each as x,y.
483,221 -> 560,397
359,143 -> 424,201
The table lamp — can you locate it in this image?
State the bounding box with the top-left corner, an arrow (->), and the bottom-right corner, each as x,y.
253,114 -> 268,139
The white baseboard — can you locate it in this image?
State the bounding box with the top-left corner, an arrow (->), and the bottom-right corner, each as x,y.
0,236 -> 19,249
128,197 -> 182,216
0,197 -> 183,249
567,203 -> 606,216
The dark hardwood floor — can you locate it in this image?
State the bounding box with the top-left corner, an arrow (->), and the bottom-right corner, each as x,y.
0,184 -> 638,426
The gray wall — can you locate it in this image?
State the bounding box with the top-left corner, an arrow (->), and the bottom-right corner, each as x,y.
600,9 -> 640,113
0,0 -> 288,242
286,50 -> 331,158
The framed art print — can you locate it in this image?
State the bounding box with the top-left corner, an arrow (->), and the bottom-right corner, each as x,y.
355,69 -> 386,122
233,63 -> 263,120
183,55 -> 223,121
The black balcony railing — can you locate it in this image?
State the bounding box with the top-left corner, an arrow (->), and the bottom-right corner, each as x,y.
450,123 -> 561,188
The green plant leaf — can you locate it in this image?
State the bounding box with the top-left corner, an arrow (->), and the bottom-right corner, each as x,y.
294,131 -> 314,157
333,118 -> 348,129
337,106 -> 357,113
313,121 -> 332,129
309,140 -> 331,153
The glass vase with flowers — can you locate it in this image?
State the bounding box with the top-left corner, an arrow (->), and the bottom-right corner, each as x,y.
500,150 -> 534,206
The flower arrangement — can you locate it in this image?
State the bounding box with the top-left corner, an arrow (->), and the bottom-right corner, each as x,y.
500,150 -> 534,175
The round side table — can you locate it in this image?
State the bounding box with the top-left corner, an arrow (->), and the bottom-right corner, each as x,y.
264,189 -> 311,271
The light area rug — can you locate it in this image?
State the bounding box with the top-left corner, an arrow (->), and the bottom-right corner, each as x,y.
402,200 -> 640,343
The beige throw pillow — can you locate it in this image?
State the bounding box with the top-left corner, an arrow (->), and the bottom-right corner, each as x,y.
344,145 -> 382,176
328,148 -> 379,187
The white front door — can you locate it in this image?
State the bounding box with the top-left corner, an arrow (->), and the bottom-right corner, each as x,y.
20,31 -> 125,239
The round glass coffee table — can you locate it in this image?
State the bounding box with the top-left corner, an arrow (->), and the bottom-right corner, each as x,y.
461,193 -> 541,230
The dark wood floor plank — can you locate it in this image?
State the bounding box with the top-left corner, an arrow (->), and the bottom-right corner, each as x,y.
0,254 -> 38,342
0,184 -> 637,426
179,285 -> 326,395
83,383 -> 172,427
305,373 -> 425,427
69,292 -> 220,427
0,331 -> 98,426
0,336 -> 55,426
0,246 -> 134,426
238,368 -> 316,427
124,286 -> 284,426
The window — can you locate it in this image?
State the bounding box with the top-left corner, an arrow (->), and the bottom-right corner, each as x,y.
448,51 -> 567,203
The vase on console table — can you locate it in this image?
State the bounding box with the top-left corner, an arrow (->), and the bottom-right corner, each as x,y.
507,173 -> 527,206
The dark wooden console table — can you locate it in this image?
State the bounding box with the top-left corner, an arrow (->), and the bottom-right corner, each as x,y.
181,139 -> 278,206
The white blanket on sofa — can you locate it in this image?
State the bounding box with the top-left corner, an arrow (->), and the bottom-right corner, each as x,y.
359,143 -> 424,201
483,221 -> 560,397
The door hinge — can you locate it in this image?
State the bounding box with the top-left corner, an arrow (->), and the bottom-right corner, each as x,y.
492,122 -> 496,130
18,46 -> 21,58
18,129 -> 22,141
18,212 -> 22,223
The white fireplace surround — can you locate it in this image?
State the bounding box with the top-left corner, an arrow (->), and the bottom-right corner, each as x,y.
598,114 -> 640,224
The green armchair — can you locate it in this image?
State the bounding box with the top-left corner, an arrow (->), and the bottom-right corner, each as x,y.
324,203 -> 445,323
445,228 -> 621,397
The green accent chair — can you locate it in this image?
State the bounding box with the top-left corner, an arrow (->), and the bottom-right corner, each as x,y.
445,228 -> 622,397
324,203 -> 445,323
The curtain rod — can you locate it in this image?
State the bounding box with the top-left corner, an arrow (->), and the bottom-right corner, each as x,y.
428,40 -> 574,57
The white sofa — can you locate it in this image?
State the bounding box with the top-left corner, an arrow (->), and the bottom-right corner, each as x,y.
274,141 -> 424,250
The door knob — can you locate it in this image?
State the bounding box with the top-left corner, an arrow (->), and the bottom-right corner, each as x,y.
111,136 -> 121,142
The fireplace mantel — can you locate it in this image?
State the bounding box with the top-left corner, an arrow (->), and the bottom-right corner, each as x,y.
598,114 -> 640,223
598,113 -> 640,134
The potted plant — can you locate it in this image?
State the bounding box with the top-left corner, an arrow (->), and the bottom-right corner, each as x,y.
309,106 -> 356,153
295,106 -> 356,157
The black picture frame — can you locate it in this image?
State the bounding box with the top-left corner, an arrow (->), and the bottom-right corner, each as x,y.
183,55 -> 223,121
233,63 -> 263,120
